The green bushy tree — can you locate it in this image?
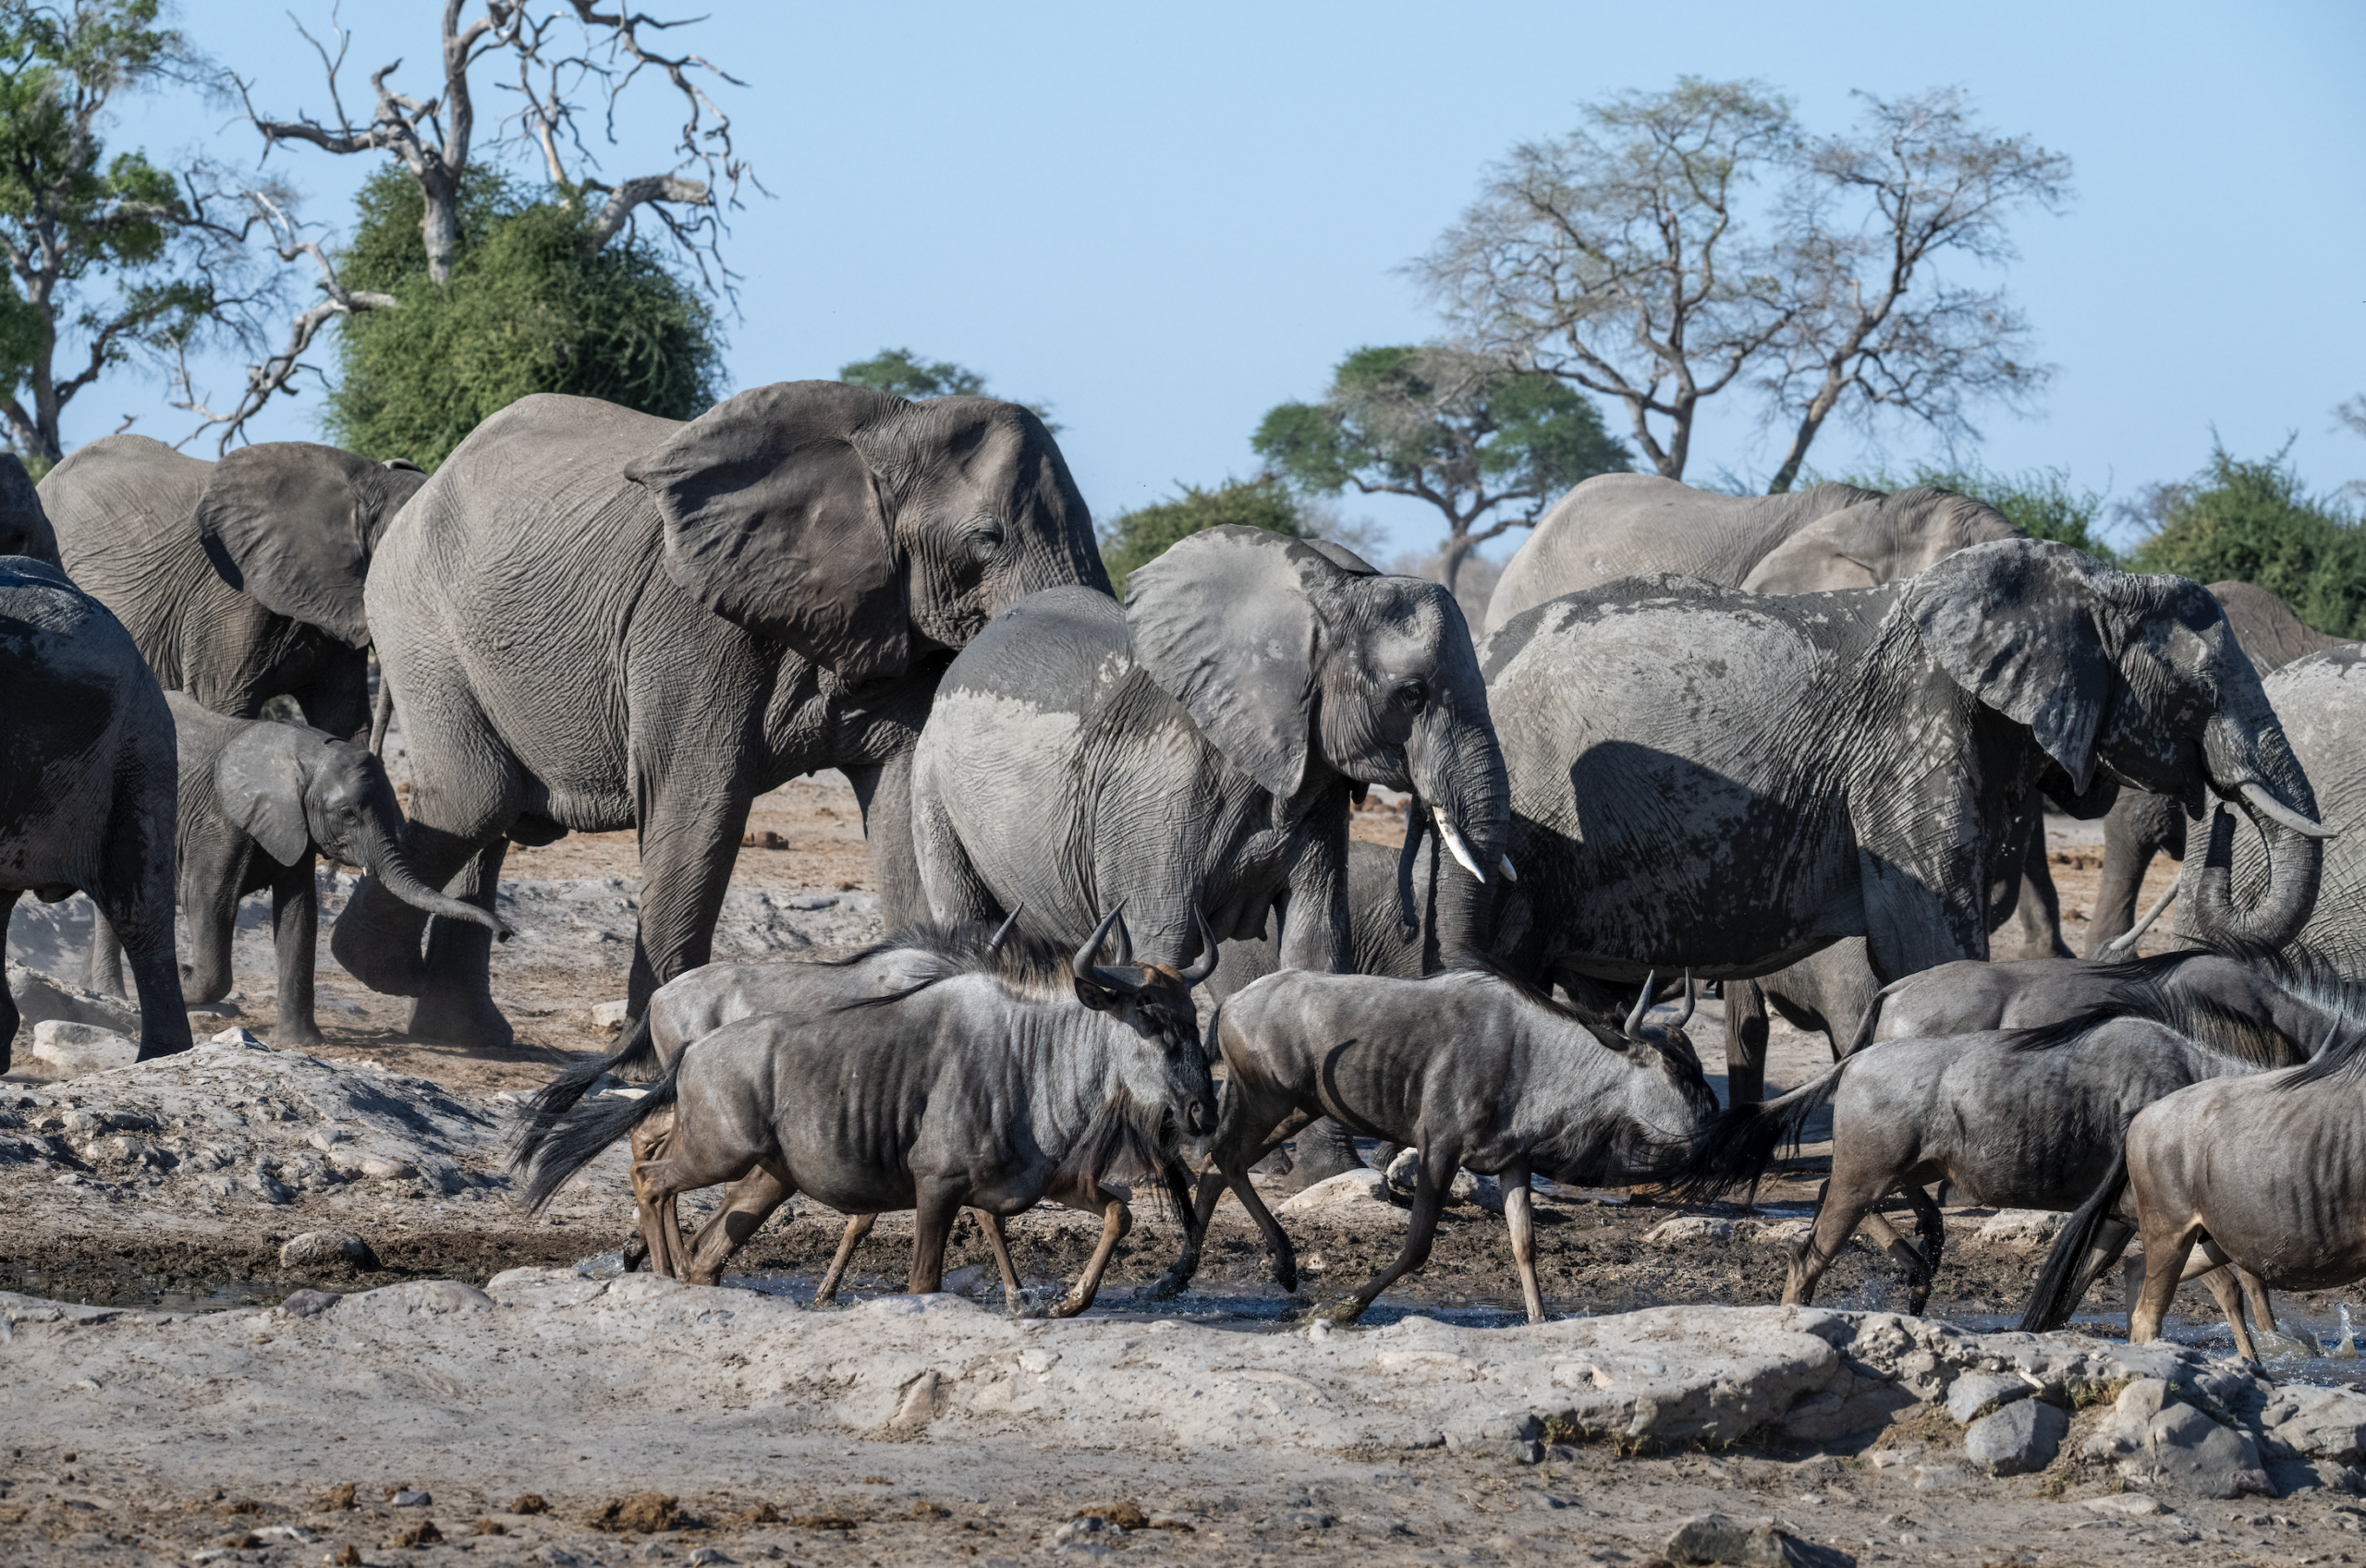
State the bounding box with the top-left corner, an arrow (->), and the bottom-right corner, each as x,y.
2129,444 -> 2366,638
322,165 -> 720,468
1097,476 -> 1309,597
837,346 -> 1056,430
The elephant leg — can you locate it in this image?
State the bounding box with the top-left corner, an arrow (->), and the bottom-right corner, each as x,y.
271,857 -> 323,1050
83,910 -> 125,998
909,748 -> 1001,925
2085,789 -> 2175,957
0,890 -> 18,1074
625,781 -> 753,1017
91,827 -> 189,1063
2011,828 -> 2073,959
1724,978 -> 1770,1106
409,837 -> 513,1049
1286,1116 -> 1366,1189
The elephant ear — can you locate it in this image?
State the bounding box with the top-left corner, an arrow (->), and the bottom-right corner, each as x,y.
194,442 -> 396,649
214,726 -> 312,867
628,381 -> 911,684
1904,540 -> 2114,793
1126,525 -> 1337,798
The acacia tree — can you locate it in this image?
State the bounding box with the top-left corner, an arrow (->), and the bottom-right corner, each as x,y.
188,0 -> 750,448
0,0 -> 240,463
1253,345 -> 1629,594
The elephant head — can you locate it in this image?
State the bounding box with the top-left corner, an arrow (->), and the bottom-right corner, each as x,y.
194,443 -> 432,649
0,454 -> 58,565
1740,485 -> 2020,594
1905,540 -> 2329,949
213,722 -> 509,941
1123,526 -> 1510,893
625,381 -> 1107,685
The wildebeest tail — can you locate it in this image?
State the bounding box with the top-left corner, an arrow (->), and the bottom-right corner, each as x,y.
1843,974 -> 1915,1057
1664,1060 -> 1850,1202
510,1008 -> 660,1169
512,1057 -> 680,1214
2019,1146 -> 2128,1333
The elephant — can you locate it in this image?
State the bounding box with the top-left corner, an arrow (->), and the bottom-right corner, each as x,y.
39,434 -> 428,740
1472,541 -> 2329,1103
909,527 -> 1509,1183
2186,644 -> 2366,972
2084,580 -> 2349,955
85,693 -> 509,1047
0,454 -> 58,565
331,382 -> 1106,1048
0,558 -> 188,1067
1482,474 -> 2021,637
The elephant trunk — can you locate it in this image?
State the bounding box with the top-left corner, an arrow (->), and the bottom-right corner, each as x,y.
2183,712 -> 2326,950
352,821 -> 513,942
1406,699 -> 1511,964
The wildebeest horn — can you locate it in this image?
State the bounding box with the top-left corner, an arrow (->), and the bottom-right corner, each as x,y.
1177,908 -> 1221,986
1072,905 -> 1140,994
1112,906 -> 1135,966
2239,780 -> 2337,839
1673,969 -> 1696,1028
985,904 -> 1023,954
1623,970 -> 1656,1041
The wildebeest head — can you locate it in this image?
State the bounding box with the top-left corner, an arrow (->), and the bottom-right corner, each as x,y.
1563,971 -> 1721,1184
1070,906 -> 1223,1143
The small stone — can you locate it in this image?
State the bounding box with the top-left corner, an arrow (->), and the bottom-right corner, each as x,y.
1645,1215 -> 1736,1245
1963,1400 -> 2068,1476
592,999 -> 632,1032
512,1495 -> 548,1515
688,1550 -> 733,1566
1276,1168 -> 1397,1216
1260,1510 -> 1332,1531
1945,1371 -> 2032,1425
204,1026 -> 270,1051
29,1020 -> 138,1077
1977,1209 -> 2066,1251
278,1289 -> 343,1319
392,1489 -> 432,1507
1665,1511 -> 1851,1565
280,1231 -> 378,1270
2081,1494 -> 2168,1517
360,1157 -> 416,1182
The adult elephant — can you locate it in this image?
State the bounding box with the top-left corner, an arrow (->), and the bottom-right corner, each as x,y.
333,383 -> 1105,1047
0,454 -> 58,564
1482,474 -> 2020,637
39,434 -> 427,738
2084,580 -> 2349,954
1475,541 -> 2328,1102
911,527 -> 1509,1181
0,559 -> 188,1066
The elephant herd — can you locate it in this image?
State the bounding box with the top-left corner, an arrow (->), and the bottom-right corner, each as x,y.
4,380 -> 2361,1336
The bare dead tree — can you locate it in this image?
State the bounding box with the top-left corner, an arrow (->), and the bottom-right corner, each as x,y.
1413,78 -> 1799,482
1757,90 -> 2072,493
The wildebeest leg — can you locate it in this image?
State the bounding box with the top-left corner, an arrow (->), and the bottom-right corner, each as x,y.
625,1112 -> 676,1270
1323,1144 -> 1455,1324
630,1141 -> 764,1281
909,1183 -> 966,1295
2196,1261 -> 2261,1364
1848,1207 -> 1933,1302
813,1213 -> 879,1305
1899,1185 -> 1945,1315
978,1211 -> 1025,1311
1171,1103 -> 1311,1295
1141,1161 -> 1204,1301
1790,1175 -> 1888,1306
683,1166 -> 797,1286
2130,1212 -> 2206,1345
1228,1169 -> 1302,1294
1502,1160 -> 1544,1325
1050,1180 -> 1133,1319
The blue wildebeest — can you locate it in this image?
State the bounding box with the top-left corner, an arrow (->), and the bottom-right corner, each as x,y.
1679,977 -> 2316,1318
1158,966 -> 1717,1324
514,910 -> 1220,1314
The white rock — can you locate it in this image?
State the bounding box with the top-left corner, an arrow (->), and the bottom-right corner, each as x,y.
592,999 -> 632,1032
280,1230 -> 375,1269
6,962 -> 140,1038
1977,1209 -> 2066,1251
1644,1215 -> 1735,1245
2080,1493 -> 2167,1517
29,1019 -> 139,1077
201,1026 -> 269,1051
1277,1169 -> 1399,1216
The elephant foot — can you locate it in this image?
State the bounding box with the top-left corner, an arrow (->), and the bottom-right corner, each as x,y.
274,1027 -> 327,1052
407,986 -> 514,1051
1278,1117 -> 1363,1193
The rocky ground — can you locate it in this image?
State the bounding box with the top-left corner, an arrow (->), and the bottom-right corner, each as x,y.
11,768 -> 2315,1566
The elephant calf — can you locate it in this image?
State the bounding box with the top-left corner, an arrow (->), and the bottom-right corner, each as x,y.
91,694 -> 507,1047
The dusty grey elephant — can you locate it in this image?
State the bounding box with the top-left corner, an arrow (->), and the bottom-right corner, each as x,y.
86,694 -> 507,1047
39,434 -> 427,739
2085,580 -> 2349,955
333,383 -> 1105,1048
1474,541 -> 2329,1102
0,559 -> 188,1066
911,527 -> 1510,1182
0,454 -> 58,564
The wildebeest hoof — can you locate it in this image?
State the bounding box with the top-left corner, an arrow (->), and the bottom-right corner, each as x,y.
1136,1271 -> 1188,1302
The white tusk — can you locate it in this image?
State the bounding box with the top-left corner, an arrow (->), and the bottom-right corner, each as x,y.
2104,883 -> 2177,954
1432,807 -> 1487,884
1499,853 -> 1518,882
2239,780 -> 2338,839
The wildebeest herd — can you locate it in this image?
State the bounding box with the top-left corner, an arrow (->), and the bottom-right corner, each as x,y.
8,383 -> 2366,1354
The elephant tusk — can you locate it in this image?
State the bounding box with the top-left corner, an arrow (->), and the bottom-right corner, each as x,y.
1432,807 -> 1487,884
2238,781 -> 2338,839
1498,853 -> 1518,882
2104,883 -> 2177,954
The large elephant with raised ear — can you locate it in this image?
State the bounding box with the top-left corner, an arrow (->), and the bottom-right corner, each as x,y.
2085,580 -> 2349,954
332,383 -> 1106,1047
39,434 -> 427,738
1471,541 -> 2328,1101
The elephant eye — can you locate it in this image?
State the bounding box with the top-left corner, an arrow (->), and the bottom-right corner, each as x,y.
967,519 -> 1006,564
1394,680 -> 1427,713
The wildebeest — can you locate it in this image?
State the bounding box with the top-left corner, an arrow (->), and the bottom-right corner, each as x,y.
1159,966 -> 1717,1324
1679,982 -> 2314,1314
514,910 -> 1219,1313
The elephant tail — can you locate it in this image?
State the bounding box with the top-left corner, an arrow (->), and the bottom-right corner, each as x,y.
2019,1145 -> 2130,1333
512,1050 -> 679,1214
1664,1058 -> 1851,1202
510,1009 -> 659,1171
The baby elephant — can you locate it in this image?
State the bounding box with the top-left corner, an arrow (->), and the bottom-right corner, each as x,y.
1165,966 -> 1718,1323
91,693 -> 509,1045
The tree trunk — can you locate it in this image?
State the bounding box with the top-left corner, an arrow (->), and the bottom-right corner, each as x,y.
421,167 -> 462,286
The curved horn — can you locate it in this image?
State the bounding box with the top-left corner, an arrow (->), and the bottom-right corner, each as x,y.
1112,907 -> 1135,966
985,904 -> 1023,954
1432,805 -> 1488,885
1073,905 -> 1132,985
1623,970 -> 1656,1042
2240,780 -> 2338,840
2104,883 -> 2177,955
1177,908 -> 1221,987
1673,969 -> 1696,1028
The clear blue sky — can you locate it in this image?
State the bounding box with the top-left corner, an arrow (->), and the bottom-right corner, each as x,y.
87,0 -> 2366,562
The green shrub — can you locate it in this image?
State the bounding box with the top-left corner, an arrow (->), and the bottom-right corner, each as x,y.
2129,444 -> 2366,639
1096,476 -> 1309,598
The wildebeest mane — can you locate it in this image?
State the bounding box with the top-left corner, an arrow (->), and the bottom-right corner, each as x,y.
2002,960 -> 2311,1071
826,918 -> 1078,1011
1441,958 -> 1611,1030
1051,1092 -> 1187,1229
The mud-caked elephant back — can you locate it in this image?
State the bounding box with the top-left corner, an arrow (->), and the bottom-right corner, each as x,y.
627,380 -> 912,685
1122,525 -> 1348,799
194,442 -> 427,650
